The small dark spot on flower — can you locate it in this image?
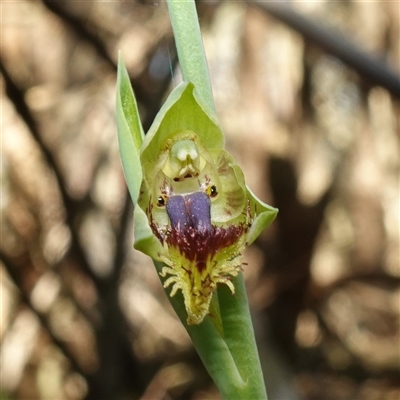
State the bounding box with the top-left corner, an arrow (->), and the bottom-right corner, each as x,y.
209,185 -> 218,198
157,196 -> 166,207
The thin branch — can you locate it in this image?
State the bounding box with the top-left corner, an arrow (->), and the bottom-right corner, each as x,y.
41,0 -> 116,70
250,1 -> 400,98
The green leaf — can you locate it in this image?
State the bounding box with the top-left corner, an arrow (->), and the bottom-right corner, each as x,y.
116,54 -> 144,205
166,0 -> 215,111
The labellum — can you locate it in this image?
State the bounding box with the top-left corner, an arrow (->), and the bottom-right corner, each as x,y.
143,134 -> 250,324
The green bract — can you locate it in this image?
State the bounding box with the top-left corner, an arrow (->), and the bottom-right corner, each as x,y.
117,56 -> 277,325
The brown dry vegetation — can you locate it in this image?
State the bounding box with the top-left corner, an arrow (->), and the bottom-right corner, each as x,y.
1,1 -> 399,400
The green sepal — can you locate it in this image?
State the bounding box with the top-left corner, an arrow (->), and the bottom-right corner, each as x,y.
141,81 -> 224,163
116,54 -> 145,206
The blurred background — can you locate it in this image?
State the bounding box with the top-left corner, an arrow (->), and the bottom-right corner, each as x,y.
1,1 -> 399,399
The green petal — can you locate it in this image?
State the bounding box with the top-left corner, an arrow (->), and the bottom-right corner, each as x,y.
245,186 -> 278,245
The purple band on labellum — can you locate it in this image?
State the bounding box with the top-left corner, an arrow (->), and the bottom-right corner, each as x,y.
166,192 -> 212,233
186,192 -> 212,233
165,195 -> 187,229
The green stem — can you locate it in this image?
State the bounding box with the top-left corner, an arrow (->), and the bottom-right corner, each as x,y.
166,0 -> 215,112
219,275 -> 268,399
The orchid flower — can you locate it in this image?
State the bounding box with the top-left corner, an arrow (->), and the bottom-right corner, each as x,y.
116,1 -> 277,398
117,77 -> 277,325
